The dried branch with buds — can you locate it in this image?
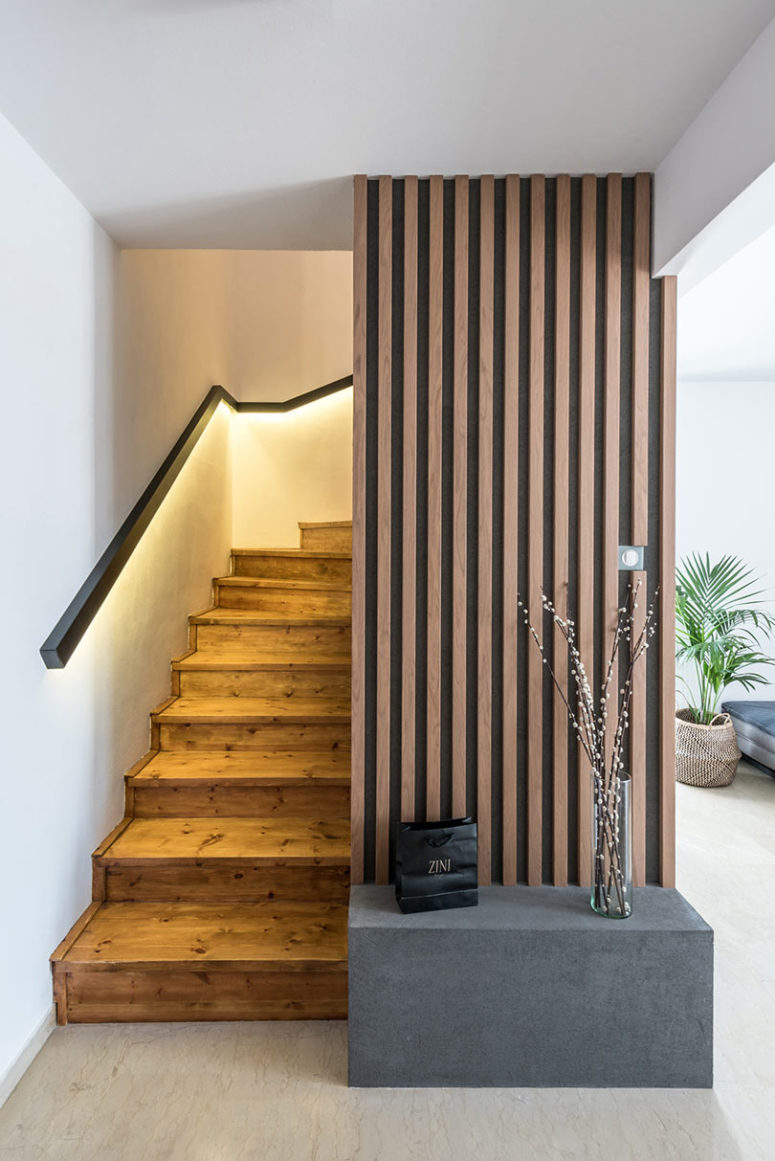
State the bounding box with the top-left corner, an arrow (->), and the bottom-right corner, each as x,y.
518,581 -> 658,917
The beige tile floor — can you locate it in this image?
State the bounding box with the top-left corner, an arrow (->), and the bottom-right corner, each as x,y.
1,762 -> 774,1161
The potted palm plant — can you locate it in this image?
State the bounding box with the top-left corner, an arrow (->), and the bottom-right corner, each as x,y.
675,554 -> 775,786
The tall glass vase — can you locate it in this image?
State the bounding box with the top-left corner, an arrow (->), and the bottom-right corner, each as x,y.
591,772 -> 632,919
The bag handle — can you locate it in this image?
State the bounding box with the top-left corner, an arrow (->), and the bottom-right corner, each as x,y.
425,832 -> 454,848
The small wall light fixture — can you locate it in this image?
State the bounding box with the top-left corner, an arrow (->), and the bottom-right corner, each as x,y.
619,545 -> 645,571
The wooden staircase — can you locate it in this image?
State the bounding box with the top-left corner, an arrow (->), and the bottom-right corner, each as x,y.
51,522 -> 352,1023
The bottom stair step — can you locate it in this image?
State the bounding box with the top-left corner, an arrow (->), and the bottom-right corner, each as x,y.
52,901 -> 348,1023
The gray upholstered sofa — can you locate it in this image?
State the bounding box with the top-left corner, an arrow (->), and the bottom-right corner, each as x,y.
722,701 -> 775,776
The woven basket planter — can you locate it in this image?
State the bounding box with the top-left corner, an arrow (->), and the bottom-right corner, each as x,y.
675,708 -> 741,787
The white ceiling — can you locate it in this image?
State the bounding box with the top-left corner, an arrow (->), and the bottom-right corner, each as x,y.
678,221 -> 775,381
1,0 -> 774,249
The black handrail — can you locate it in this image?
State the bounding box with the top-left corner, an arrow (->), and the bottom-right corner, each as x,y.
40,375 -> 353,669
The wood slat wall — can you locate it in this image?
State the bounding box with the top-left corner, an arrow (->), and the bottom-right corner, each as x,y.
552,175 -> 571,887
631,172 -> 652,886
352,174 -> 677,886
478,175 -> 494,885
501,175 -> 519,885
452,176 -> 469,819
350,175 -> 367,885
401,176 -> 418,823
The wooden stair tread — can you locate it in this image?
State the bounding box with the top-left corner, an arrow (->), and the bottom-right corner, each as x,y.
131,750 -> 350,785
58,902 -> 347,969
191,609 -> 351,627
297,521 -> 352,529
100,817 -> 350,862
216,577 -> 351,592
174,654 -> 350,673
172,652 -> 350,671
232,548 -> 351,559
154,696 -> 351,724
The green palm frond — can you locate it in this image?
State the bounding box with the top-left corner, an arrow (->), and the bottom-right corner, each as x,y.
675,553 -> 775,724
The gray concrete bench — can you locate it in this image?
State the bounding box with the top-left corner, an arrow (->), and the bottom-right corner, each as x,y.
348,885 -> 713,1087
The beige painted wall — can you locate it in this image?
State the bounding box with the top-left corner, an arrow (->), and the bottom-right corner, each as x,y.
121,249 -> 354,546
115,251 -> 230,535
121,248 -> 352,405
220,251 -> 352,400
232,389 -> 353,548
84,406 -> 232,764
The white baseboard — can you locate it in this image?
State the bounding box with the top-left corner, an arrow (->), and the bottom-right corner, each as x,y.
0,1006 -> 57,1110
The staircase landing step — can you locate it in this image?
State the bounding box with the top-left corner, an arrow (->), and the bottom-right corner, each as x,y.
299,522 -> 352,551
298,520 -> 352,529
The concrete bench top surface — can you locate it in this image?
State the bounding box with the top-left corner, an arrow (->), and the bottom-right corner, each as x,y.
349,884 -> 711,934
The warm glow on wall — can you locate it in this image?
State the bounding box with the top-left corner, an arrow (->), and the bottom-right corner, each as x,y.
232,388 -> 353,548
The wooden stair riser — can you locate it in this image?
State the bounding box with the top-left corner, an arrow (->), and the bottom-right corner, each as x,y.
299,529 -> 352,552
176,668 -> 351,699
131,782 -> 349,819
158,721 -> 350,751
193,623 -> 351,654
215,584 -> 351,616
231,553 -> 351,583
56,966 -> 347,1023
96,863 -> 350,904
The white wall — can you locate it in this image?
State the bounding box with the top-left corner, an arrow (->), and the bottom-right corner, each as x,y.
0,114 -> 232,1104
677,223 -> 775,382
676,380 -> 775,704
654,16 -> 775,284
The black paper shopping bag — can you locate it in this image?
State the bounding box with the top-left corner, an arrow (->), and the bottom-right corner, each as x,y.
395,818 -> 478,913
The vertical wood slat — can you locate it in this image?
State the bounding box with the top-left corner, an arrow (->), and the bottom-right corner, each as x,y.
351,175 -> 367,884
478,175 -> 495,885
527,175 -> 545,886
375,175 -> 392,883
426,176 -> 444,820
452,176 -> 469,817
401,177 -> 419,822
577,174 -> 597,887
660,277 -> 678,887
553,175 -> 571,886
603,176 -> 622,771
501,175 -> 519,884
631,172 -> 651,886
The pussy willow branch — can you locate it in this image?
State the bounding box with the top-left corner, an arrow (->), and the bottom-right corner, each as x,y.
610,593 -> 655,782
521,580 -> 658,928
519,580 -> 659,815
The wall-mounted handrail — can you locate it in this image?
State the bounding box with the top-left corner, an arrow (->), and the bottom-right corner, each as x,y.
40,375 -> 353,669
